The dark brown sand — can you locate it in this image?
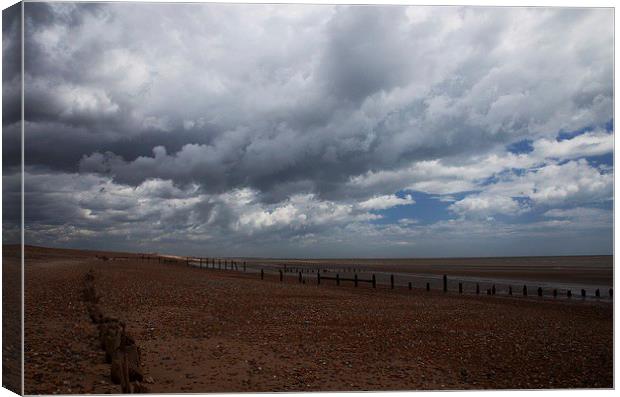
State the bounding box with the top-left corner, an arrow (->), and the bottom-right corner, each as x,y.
2,245 -> 22,394
23,246 -> 613,393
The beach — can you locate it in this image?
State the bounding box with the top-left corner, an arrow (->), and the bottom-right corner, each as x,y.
23,246 -> 613,393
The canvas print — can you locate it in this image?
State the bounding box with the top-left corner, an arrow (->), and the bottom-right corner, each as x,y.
1,1 -> 614,394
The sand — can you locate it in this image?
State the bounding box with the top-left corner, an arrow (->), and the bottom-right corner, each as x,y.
2,245 -> 22,394
22,246 -> 613,393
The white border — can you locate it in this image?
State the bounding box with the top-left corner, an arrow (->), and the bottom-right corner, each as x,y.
0,1 -> 616,397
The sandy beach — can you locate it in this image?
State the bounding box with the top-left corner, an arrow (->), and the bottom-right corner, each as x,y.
23,246 -> 613,393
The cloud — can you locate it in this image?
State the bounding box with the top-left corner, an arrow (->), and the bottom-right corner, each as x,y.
358,194 -> 414,210
487,159 -> 613,206
531,130 -> 613,160
447,159 -> 612,218
16,3 -> 613,256
24,4 -> 612,196
449,194 -> 528,219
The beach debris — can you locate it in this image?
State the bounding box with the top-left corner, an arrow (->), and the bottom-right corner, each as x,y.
81,270 -> 149,393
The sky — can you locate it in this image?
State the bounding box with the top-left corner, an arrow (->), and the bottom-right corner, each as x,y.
2,2 -> 614,258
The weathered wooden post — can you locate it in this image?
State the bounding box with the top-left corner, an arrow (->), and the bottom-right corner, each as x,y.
390,275 -> 394,289
336,274 -> 340,286
595,289 -> 600,298
581,289 -> 586,298
426,282 -> 430,292
279,270 -> 283,282
372,274 -> 376,288
491,285 -> 496,295
553,289 -> 557,298
523,285 -> 527,296
508,285 -> 512,295
261,269 -> 264,280
409,282 -> 412,291
299,272 -> 302,284
476,283 -> 480,295
567,290 -> 572,298
354,274 -> 358,287
458,283 -> 463,294
537,287 -> 543,297
317,272 -> 321,285
443,275 -> 447,293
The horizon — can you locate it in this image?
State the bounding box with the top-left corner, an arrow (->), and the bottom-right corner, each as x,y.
12,244 -> 614,261
2,3 -> 614,257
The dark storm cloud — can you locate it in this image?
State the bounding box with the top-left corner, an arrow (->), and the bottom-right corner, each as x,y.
24,4 -> 612,202
18,3 -> 613,256
320,6 -> 413,103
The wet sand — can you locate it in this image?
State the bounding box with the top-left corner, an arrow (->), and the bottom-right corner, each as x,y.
24,246 -> 613,393
238,256 -> 613,286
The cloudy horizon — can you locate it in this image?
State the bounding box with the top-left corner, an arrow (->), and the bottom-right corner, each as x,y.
3,3 -> 614,258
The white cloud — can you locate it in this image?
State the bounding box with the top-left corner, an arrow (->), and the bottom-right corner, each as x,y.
358,194 -> 414,210
487,159 -> 613,206
449,194 -> 528,219
531,130 -> 613,160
